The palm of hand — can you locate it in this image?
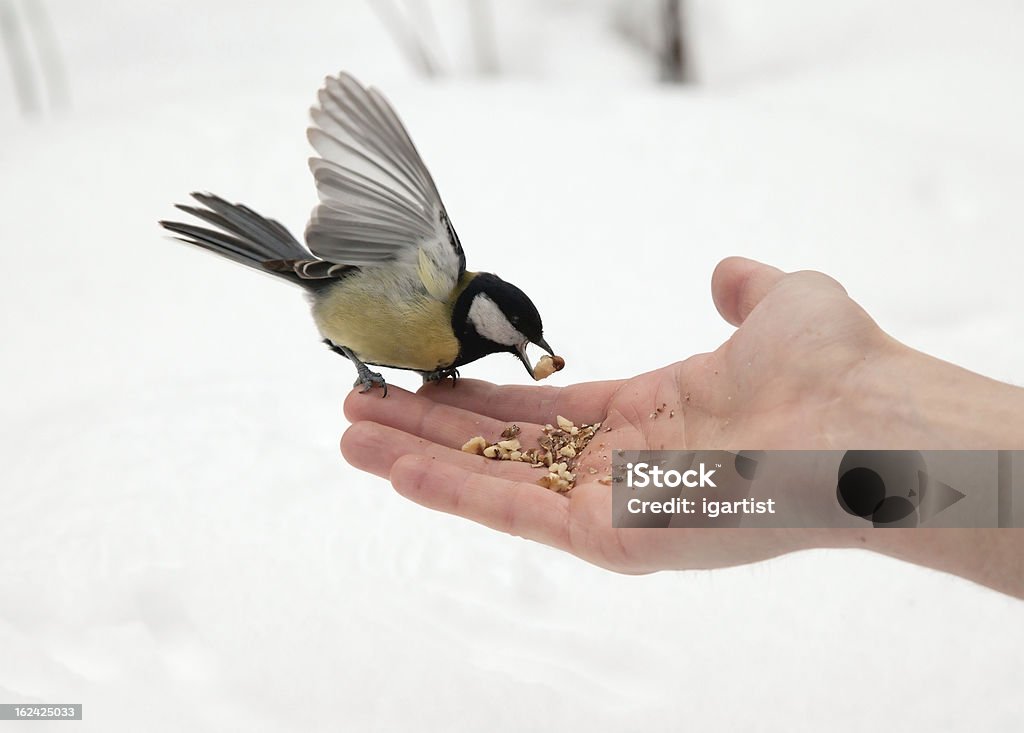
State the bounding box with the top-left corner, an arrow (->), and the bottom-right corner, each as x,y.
342,260 -> 891,573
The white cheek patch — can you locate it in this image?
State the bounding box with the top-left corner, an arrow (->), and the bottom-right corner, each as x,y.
468,294 -> 525,347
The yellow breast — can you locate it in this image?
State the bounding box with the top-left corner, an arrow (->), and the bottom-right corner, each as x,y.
311,274 -> 462,371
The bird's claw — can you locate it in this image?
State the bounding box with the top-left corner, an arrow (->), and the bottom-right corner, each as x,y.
326,340 -> 388,398
423,367 -> 460,387
354,371 -> 388,398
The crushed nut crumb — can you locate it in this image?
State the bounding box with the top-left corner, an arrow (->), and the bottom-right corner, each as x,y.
462,415 -> 601,492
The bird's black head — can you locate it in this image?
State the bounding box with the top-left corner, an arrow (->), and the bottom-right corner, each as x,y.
452,272 -> 553,378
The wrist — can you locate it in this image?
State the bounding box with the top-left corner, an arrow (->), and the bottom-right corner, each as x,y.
849,337 -> 1024,449
829,340 -> 1024,595
797,526 -> 1024,599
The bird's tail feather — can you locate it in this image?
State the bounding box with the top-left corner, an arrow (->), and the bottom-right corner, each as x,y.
160,192 -> 317,288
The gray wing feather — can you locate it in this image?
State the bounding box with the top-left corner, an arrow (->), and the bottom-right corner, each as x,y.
319,75 -> 436,200
304,73 -> 464,293
309,158 -> 431,234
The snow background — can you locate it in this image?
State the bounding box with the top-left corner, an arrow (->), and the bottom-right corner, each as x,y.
1,0 -> 1023,730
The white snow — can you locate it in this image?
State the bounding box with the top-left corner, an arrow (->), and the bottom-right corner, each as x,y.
1,1 -> 1022,731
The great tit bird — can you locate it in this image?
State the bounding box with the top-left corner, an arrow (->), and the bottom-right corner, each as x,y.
160,72 -> 554,396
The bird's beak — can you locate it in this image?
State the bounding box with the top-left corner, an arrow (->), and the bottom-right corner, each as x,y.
515,338 -> 555,379
515,341 -> 534,377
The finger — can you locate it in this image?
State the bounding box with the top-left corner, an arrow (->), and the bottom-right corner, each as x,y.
344,385 -> 545,449
389,454 -> 572,552
788,268 -> 848,295
417,378 -> 623,426
711,256 -> 786,326
341,420 -> 543,482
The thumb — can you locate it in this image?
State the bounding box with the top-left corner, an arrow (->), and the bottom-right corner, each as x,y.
711,257 -> 786,326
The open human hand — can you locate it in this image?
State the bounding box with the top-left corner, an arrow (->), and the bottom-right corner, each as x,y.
341,257 -> 911,573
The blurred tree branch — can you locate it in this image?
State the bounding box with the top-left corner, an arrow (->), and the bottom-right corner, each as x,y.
367,0 -> 441,77
660,0 -> 690,84
23,0 -> 68,109
0,0 -> 40,113
467,0 -> 498,75
368,0 -> 500,77
1,0 -> 67,116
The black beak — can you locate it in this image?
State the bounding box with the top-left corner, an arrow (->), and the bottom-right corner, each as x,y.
515,338 -> 555,379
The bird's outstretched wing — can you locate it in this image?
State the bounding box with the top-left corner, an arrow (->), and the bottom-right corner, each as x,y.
306,73 -> 466,300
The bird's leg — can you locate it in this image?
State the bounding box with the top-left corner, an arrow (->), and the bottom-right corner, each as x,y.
323,339 -> 388,397
421,367 -> 460,387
